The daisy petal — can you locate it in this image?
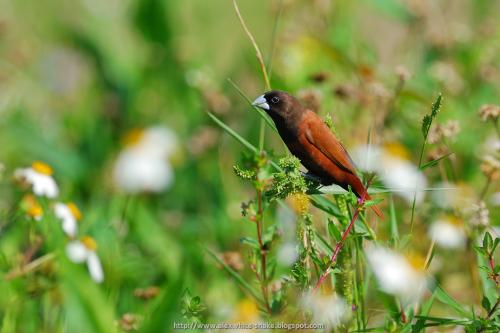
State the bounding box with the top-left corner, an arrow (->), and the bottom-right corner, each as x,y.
87,252 -> 104,283
66,241 -> 88,263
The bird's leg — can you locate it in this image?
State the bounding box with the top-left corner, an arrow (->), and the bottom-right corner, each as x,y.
301,171 -> 323,185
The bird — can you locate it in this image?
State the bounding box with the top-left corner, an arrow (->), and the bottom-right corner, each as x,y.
252,90 -> 383,218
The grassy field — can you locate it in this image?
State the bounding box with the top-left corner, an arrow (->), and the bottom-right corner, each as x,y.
0,0 -> 499,332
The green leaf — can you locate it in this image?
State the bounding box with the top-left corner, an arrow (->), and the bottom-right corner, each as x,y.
389,195 -> 399,242
240,237 -> 260,249
227,79 -> 278,133
207,112 -> 281,171
482,296 -> 491,312
483,232 -> 493,252
433,284 -> 471,318
327,219 -> 341,242
493,238 -> 500,253
413,315 -> 470,326
207,112 -> 258,154
309,195 -> 344,218
315,231 -> 334,257
474,246 -> 487,256
364,198 -> 384,207
420,152 -> 454,170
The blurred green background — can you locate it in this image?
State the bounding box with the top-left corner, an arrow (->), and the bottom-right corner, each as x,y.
0,0 -> 499,332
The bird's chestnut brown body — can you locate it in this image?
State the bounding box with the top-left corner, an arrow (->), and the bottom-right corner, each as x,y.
253,90 -> 383,218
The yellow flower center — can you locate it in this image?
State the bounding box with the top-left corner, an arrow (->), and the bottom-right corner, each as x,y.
122,128 -> 145,147
443,215 -> 462,227
27,203 -> 43,219
288,193 -> 310,215
405,252 -> 426,272
67,202 -> 82,221
234,299 -> 259,323
81,236 -> 98,251
22,195 -> 43,219
383,142 -> 411,160
31,161 -> 53,176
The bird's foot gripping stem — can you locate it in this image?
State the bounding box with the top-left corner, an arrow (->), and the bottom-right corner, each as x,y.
301,171 -> 323,184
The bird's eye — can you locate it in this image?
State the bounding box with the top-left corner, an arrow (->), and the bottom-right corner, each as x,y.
271,96 -> 280,104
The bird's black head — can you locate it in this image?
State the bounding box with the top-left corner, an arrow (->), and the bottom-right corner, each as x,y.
252,90 -> 302,121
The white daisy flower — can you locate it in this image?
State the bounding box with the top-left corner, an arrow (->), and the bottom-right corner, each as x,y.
300,292 -> 351,329
135,126 -> 178,158
54,202 -> 82,238
113,151 -> 173,193
113,127 -> 177,193
365,245 -> 429,304
353,143 -> 427,204
14,161 -> 59,198
429,216 -> 466,249
66,236 -> 104,283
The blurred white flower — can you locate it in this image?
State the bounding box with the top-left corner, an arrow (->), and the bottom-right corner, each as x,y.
66,236 -> 104,283
431,182 -> 473,210
429,216 -> 466,249
113,127 -> 177,193
14,161 -> 59,198
491,192 -> 500,206
113,152 -> 173,193
277,241 -> 298,266
353,143 -> 427,204
300,292 -> 351,329
481,136 -> 500,156
54,202 -> 82,238
132,126 -> 178,158
365,245 -> 429,304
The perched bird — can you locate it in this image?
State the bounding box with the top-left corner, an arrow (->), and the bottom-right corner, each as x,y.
252,90 -> 383,218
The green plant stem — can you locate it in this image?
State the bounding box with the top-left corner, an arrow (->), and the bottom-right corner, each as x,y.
314,190 -> 370,292
256,188 -> 271,313
233,0 -> 271,152
479,175 -> 491,200
259,121 -> 266,152
410,139 -> 426,232
233,0 -> 270,91
424,239 -> 436,270
266,0 -> 283,80
5,252 -> 56,281
486,298 -> 499,319
354,237 -> 367,331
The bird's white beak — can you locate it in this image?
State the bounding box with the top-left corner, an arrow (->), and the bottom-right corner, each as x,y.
252,95 -> 270,111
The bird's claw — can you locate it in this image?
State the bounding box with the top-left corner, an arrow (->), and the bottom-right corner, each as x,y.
301,171 -> 323,184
